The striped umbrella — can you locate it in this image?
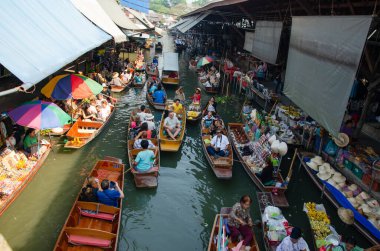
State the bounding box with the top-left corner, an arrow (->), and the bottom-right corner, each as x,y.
41,74 -> 102,100
8,101 -> 71,129
197,56 -> 214,68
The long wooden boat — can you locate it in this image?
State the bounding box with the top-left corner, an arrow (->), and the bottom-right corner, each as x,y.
127,139 -> 160,188
186,101 -> 202,123
159,102 -> 186,152
0,147 -> 51,216
208,208 -> 260,251
64,106 -> 116,149
54,158 -> 125,251
227,123 -> 289,207
110,84 -> 128,93
129,76 -> 146,89
201,119 -> 233,179
146,80 -> 166,111
299,151 -> 379,245
162,52 -> 180,85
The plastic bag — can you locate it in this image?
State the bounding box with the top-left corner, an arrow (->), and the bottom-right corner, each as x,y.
324,139 -> 338,156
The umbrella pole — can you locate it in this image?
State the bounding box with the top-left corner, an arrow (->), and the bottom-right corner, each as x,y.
37,131 -> 40,159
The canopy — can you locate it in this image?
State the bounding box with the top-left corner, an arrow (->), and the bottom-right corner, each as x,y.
177,12 -> 210,33
163,52 -> 179,72
284,16 -> 372,136
168,19 -> 189,30
125,7 -> 154,29
243,32 -> 255,52
71,0 -> 127,43
251,21 -> 283,64
0,0 -> 111,85
97,0 -> 142,31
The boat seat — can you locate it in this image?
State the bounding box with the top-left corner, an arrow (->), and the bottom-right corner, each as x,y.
68,234 -> 112,248
78,129 -> 97,134
80,209 -> 116,221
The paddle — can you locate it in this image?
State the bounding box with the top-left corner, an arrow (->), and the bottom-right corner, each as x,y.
123,166 -> 133,174
285,148 -> 298,183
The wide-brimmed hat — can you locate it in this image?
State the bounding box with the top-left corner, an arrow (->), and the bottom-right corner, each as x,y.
333,133 -> 350,148
317,167 -> 331,181
268,135 -> 276,145
358,191 -> 370,200
355,196 -> 365,205
337,208 -> 354,225
278,142 -> 288,156
102,83 -> 107,88
112,72 -> 119,78
146,114 -> 154,120
348,197 -> 359,208
332,172 -> 346,184
367,199 -> 379,208
327,178 -> 337,187
348,184 -> 358,191
319,164 -> 331,174
196,87 -> 201,92
311,156 -> 323,165
360,204 -> 372,215
307,161 -> 319,171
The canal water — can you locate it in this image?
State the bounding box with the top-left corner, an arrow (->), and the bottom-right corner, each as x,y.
0,34 -> 371,250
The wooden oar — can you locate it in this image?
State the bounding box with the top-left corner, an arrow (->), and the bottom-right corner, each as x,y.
123,166 -> 133,174
285,148 -> 298,183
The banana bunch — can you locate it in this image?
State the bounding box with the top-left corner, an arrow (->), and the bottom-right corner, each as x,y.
187,111 -> 200,117
311,220 -> 331,239
71,137 -> 82,145
306,202 -> 331,240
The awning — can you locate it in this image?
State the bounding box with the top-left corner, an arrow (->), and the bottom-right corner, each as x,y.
97,0 -> 142,31
124,7 -> 154,29
168,19 -> 189,30
0,0 -> 111,85
163,52 -> 179,72
177,12 -> 210,33
71,0 -> 127,43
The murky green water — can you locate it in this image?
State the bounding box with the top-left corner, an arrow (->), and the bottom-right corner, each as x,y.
0,35 -> 372,251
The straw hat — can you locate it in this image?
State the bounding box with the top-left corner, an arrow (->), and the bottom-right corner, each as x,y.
307,161 -> 319,171
146,114 -> 154,120
337,208 -> 354,225
327,178 -> 337,187
102,83 -> 107,87
196,87 -> 201,92
348,198 -> 359,208
317,167 -> 331,181
320,163 -> 331,174
112,72 -> 119,78
367,199 -> 379,208
311,156 -> 323,165
355,196 -> 365,206
343,190 -> 354,198
360,204 -> 372,215
333,133 -> 350,148
271,140 -> 280,153
348,184 -> 358,192
332,172 -> 346,184
358,191 -> 370,200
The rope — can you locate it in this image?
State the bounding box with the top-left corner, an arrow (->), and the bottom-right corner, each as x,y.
18,84 -> 36,94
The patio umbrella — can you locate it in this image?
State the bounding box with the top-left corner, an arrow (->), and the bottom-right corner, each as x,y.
41,74 -> 102,100
197,56 -> 213,68
8,100 -> 71,130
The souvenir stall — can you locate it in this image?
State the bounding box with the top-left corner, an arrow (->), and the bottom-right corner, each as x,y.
301,152 -> 380,244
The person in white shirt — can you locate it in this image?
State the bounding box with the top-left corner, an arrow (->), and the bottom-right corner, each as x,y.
96,105 -> 108,122
101,100 -> 111,116
145,114 -> 156,131
276,227 -> 309,251
164,111 -> 181,140
88,99 -> 97,115
137,105 -> 148,123
207,130 -> 229,158
133,138 -> 155,149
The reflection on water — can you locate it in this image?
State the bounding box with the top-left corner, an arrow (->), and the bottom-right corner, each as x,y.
0,34 -> 371,251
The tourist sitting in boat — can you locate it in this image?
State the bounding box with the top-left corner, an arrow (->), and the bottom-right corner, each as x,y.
79,177 -> 99,202
209,119 -> 224,135
88,99 -> 97,115
153,85 -> 166,104
23,129 -> 38,154
333,236 -> 363,251
133,140 -> 158,172
101,100 -> 111,115
276,227 -> 309,251
134,72 -> 143,84
121,70 -> 132,84
133,133 -> 156,149
101,83 -> 111,96
174,86 -> 185,103
135,123 -> 153,140
75,106 -> 98,121
172,99 -> 183,114
190,88 -> 201,105
228,195 -> 254,251
145,114 -> 156,131
202,112 -> 215,129
152,56 -> 158,66
205,97 -> 217,114
207,130 -> 229,158
97,179 -> 124,207
257,159 -> 276,186
137,105 -> 148,123
109,72 -> 125,87
164,111 -> 181,140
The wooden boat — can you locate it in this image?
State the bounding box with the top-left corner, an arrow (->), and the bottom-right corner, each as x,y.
110,84 -> 128,93
208,208 -> 260,251
54,158 -> 125,251
162,52 -> 180,85
127,139 -> 160,188
227,123 -> 289,207
146,80 -> 166,111
299,151 -> 379,245
201,118 -> 233,179
186,101 -> 202,123
0,147 -> 51,216
64,106 -> 116,149
159,101 -> 186,152
146,65 -> 159,76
